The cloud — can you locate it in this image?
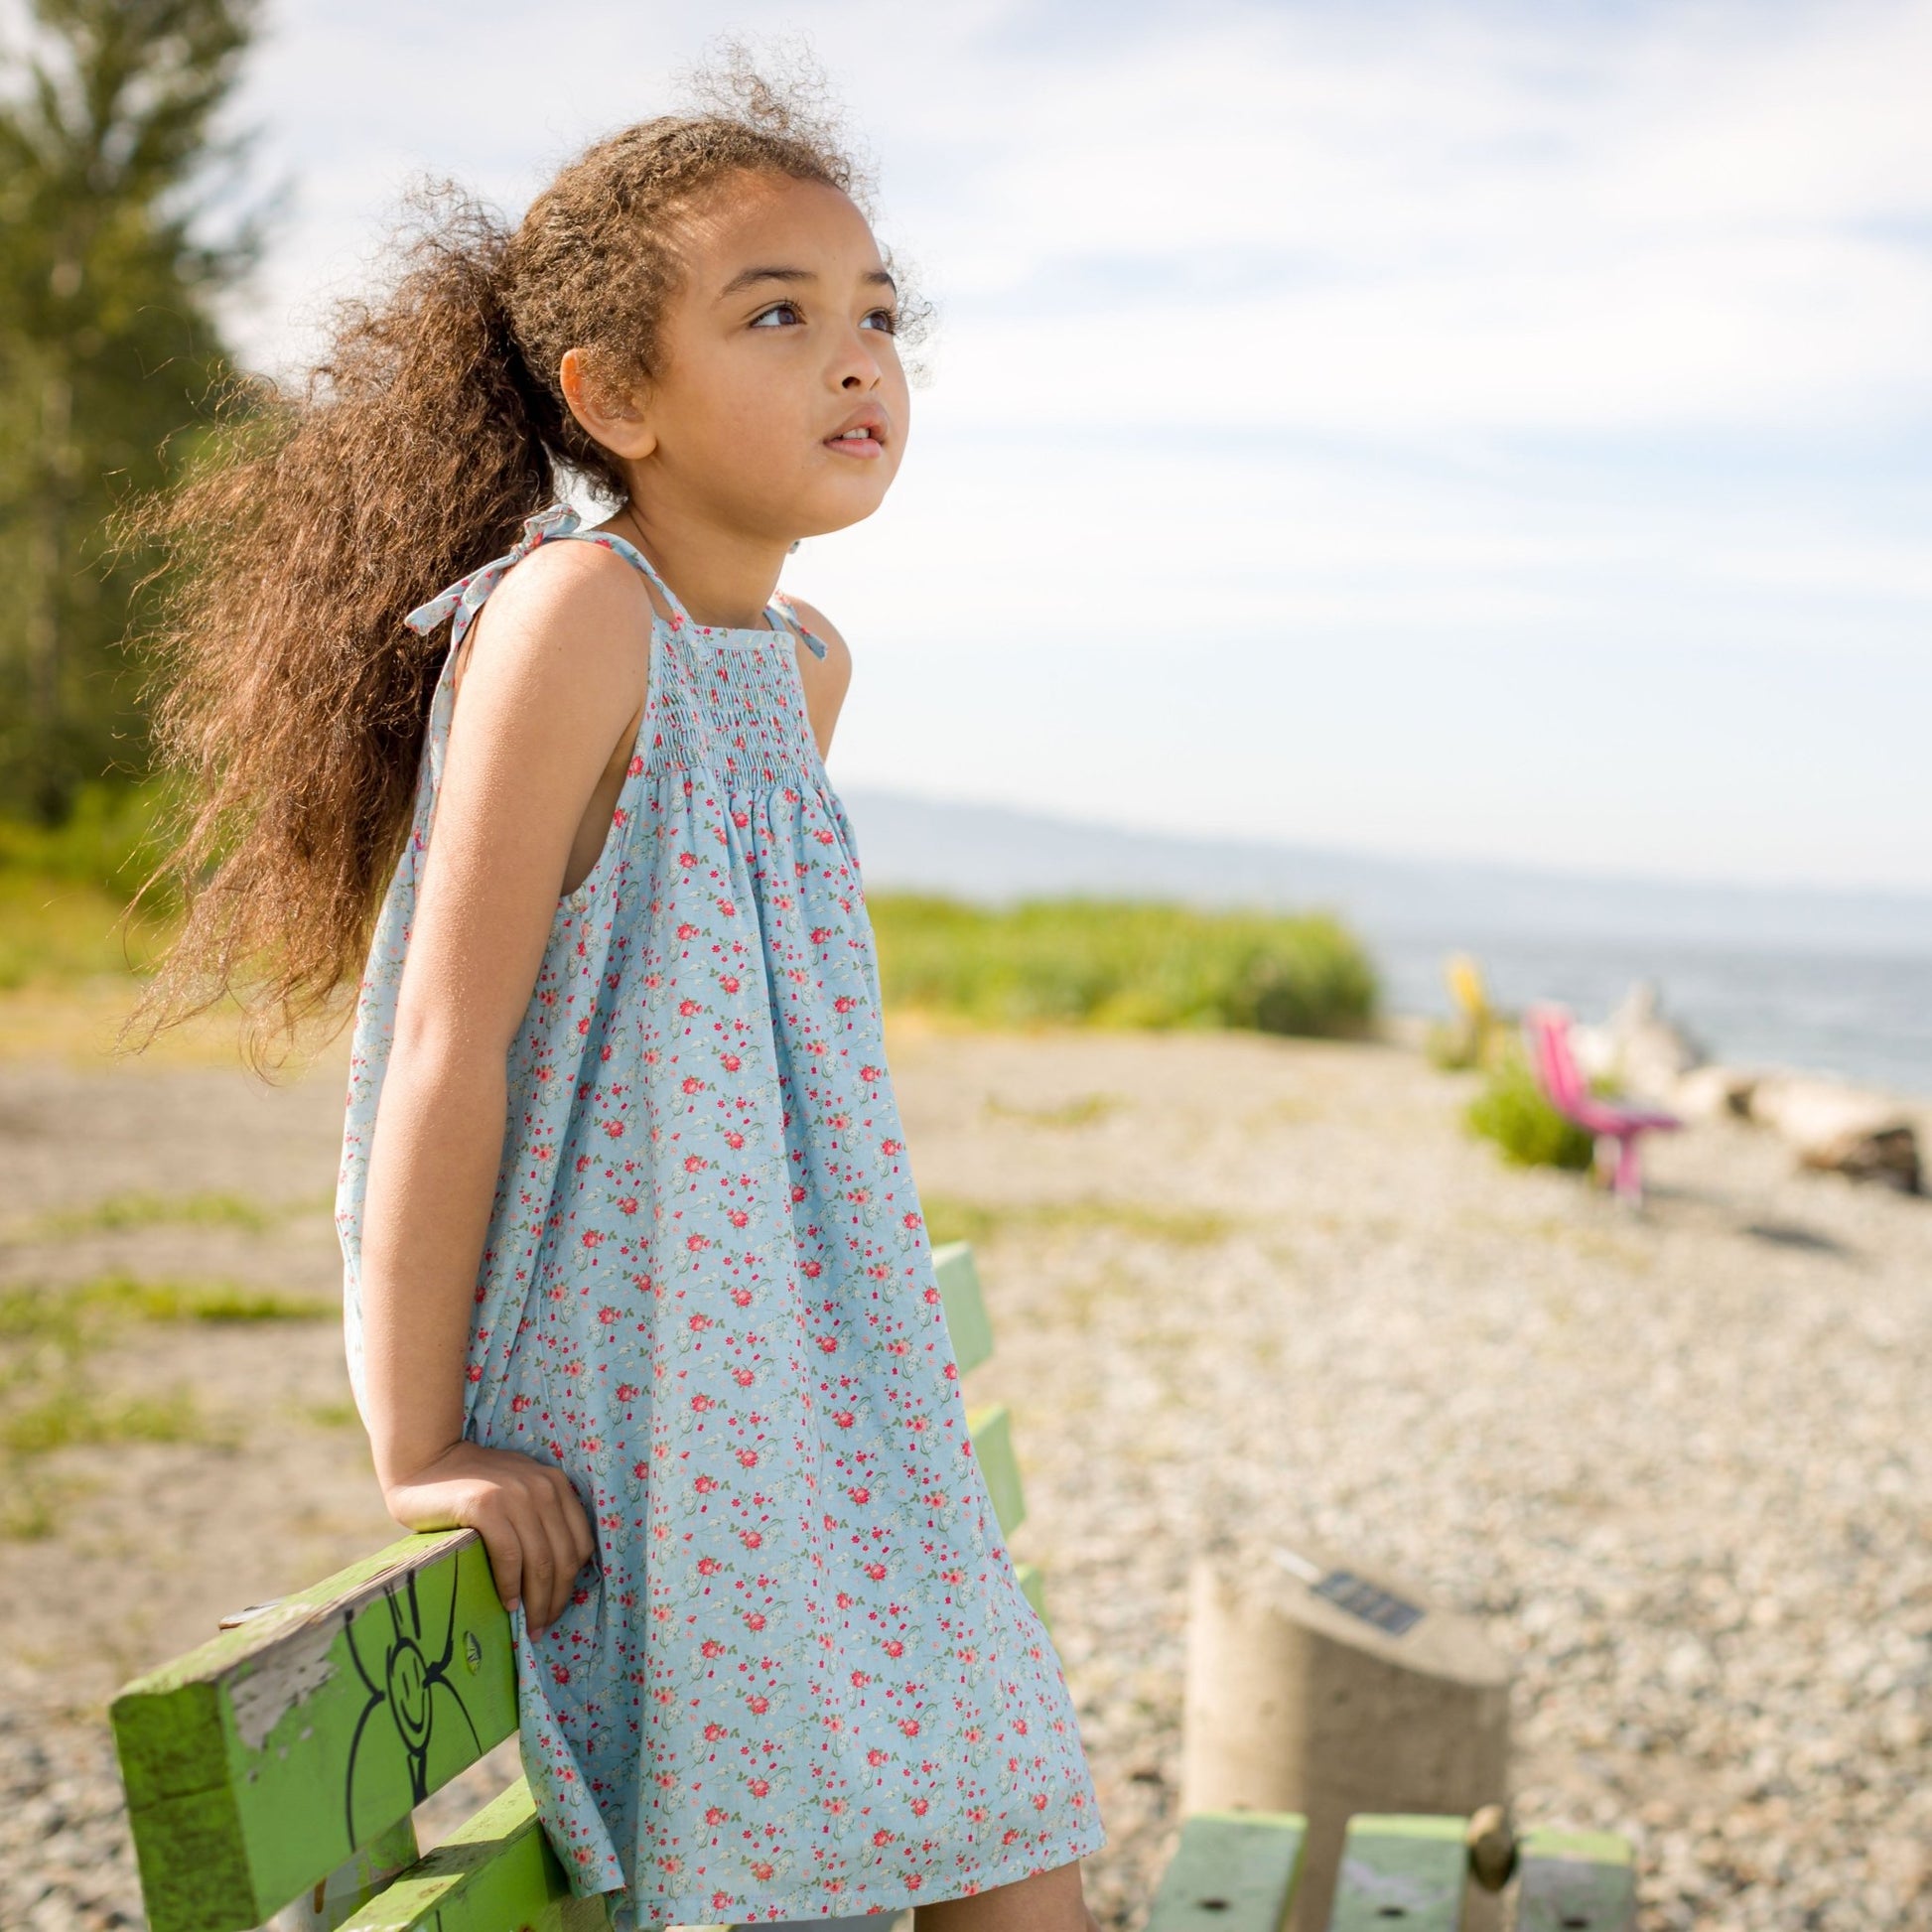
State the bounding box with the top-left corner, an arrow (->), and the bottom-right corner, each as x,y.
215,0 -> 1932,886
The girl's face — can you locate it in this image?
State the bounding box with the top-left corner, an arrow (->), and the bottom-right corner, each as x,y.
585,172 -> 909,545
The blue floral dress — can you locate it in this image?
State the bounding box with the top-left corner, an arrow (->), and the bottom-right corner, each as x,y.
335,503 -> 1105,1925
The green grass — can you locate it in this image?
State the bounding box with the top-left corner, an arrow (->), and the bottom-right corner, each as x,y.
1465,1051 -> 1595,1173
25,1186 -> 330,1238
1,1384 -> 213,1453
923,1191 -> 1241,1250
0,784 -> 180,989
0,1273 -> 334,1345
984,1092 -> 1126,1128
0,1273 -> 335,1519
870,894 -> 1378,1038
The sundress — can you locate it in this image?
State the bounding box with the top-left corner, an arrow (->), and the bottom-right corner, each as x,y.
334,502 -> 1106,1926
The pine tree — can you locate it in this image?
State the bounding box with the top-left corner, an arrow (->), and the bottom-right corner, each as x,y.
0,0 -> 265,822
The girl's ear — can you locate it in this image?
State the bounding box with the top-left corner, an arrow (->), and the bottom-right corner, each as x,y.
560,347 -> 657,461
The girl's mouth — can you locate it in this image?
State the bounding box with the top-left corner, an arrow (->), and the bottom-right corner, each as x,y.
824,426 -> 884,459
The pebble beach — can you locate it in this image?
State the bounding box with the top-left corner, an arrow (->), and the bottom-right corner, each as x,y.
3,1013 -> 1930,1931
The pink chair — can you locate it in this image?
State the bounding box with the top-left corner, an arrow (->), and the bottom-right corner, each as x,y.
1524,1005 -> 1681,1204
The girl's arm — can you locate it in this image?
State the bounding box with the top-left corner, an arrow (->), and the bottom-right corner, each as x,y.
357,538 -> 653,1635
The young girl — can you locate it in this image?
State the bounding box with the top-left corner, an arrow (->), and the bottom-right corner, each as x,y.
133,68 -> 1105,1932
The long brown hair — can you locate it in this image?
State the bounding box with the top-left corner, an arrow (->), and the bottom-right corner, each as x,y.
126,60 -> 908,1066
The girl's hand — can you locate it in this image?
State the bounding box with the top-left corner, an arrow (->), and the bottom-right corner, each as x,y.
381,1443 -> 596,1635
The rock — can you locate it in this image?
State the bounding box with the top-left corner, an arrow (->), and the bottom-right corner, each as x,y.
1606,982 -> 1705,1101
1747,1076 -> 1922,1193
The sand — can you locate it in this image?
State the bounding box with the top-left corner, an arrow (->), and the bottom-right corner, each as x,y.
3,1001 -> 1929,1932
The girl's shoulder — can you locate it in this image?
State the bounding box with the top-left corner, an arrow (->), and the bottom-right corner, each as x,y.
451,530 -> 653,709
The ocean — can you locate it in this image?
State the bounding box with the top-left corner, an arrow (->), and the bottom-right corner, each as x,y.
841,786 -> 1932,1100
1369,929 -> 1932,1099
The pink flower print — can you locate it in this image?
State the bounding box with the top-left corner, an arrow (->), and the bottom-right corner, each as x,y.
701,1638 -> 725,1659
679,997 -> 703,1016
749,1776 -> 770,1798
597,1306 -> 621,1325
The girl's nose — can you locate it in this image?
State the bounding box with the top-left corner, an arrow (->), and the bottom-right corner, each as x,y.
835,330 -> 884,390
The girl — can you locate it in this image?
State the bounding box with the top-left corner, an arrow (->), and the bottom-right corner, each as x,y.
134,68 -> 1105,1932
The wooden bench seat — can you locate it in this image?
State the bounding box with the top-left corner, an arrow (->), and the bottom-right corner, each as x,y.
110,1241 -> 1634,1932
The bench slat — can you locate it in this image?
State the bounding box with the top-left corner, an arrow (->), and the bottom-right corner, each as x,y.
1514,1829 -> 1637,1932
967,1401 -> 1027,1535
112,1528 -> 514,1932
932,1241 -> 995,1374
1144,1808 -> 1307,1932
1328,1815 -> 1466,1932
334,1776 -> 605,1932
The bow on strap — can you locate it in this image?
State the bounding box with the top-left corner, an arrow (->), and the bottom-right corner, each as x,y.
403,501 -> 582,637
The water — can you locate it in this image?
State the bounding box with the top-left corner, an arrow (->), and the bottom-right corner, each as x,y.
838,787 -> 1932,1101
1372,929 -> 1932,1098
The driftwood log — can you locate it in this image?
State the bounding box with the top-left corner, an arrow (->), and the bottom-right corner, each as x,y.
1746,1075 -> 1922,1193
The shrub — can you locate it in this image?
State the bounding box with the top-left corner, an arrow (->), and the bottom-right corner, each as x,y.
869,895 -> 1378,1039
1465,1049 -> 1594,1171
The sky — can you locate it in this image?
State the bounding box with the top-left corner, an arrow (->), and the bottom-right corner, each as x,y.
215,0 -> 1932,893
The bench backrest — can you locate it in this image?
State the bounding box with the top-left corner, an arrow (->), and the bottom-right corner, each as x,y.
110,1239 -> 1025,1932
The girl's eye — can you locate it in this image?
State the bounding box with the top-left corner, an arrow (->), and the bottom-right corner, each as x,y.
750,302 -> 803,329
861,308 -> 899,336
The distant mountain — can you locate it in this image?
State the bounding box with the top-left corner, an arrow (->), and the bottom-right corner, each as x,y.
839,786 -> 1932,960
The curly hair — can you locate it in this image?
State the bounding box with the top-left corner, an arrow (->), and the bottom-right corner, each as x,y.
124,56 -> 918,1067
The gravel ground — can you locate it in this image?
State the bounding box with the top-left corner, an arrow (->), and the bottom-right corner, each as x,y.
3,1017 -> 1930,1931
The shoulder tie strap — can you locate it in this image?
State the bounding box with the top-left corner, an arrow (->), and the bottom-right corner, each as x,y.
402,502 -> 697,639
768,594 -> 829,660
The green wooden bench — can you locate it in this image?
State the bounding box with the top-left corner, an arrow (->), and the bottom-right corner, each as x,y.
1145,1810 -> 1635,1932
110,1242 -> 1034,1931
110,1241 -> 1637,1932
